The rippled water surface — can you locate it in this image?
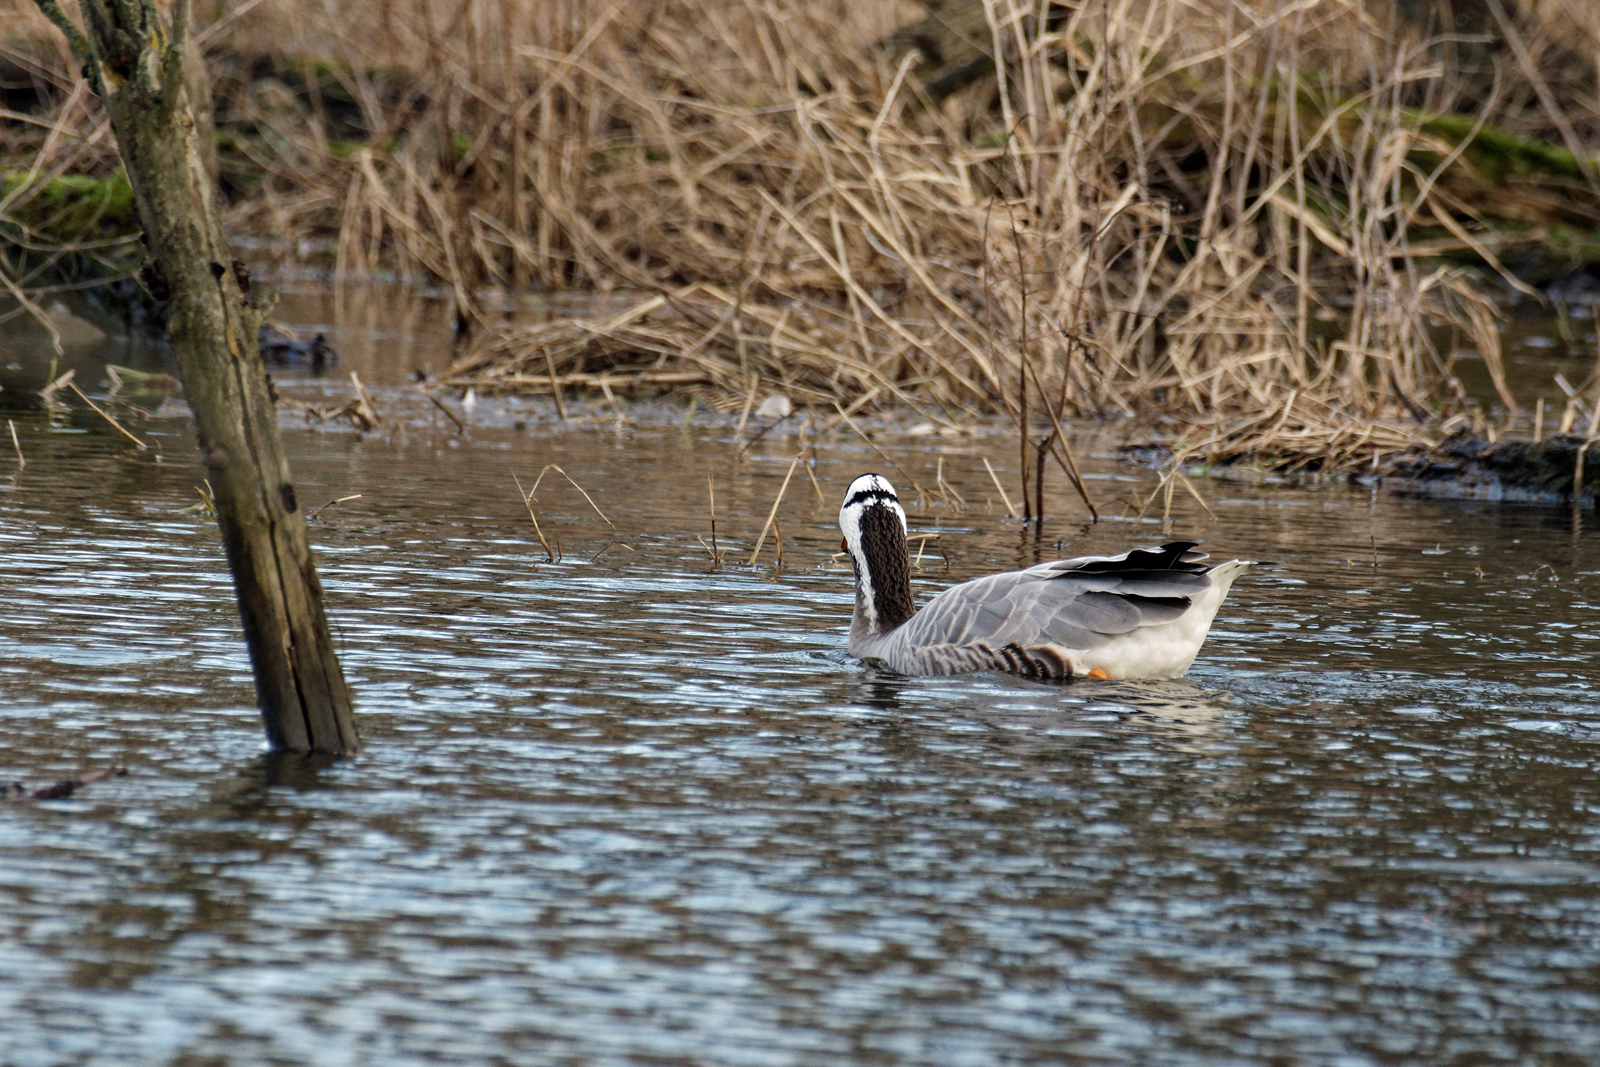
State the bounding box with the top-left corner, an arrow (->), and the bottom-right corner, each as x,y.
3,352 -> 1600,1065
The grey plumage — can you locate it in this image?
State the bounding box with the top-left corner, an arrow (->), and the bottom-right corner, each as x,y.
839,474 -> 1254,680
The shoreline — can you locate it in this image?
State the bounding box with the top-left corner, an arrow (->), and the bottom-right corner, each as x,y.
6,312 -> 1594,512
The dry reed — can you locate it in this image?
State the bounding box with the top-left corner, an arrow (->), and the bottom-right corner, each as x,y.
418,385 -> 466,432
8,0 -> 1600,477
511,470 -> 556,561
347,371 -> 381,430
192,480 -> 216,516
749,452 -> 801,565
513,463 -> 635,556
384,0 -> 1595,477
1,765 -> 128,802
526,463 -> 614,529
306,493 -> 362,520
65,379 -> 148,449
701,473 -> 726,568
982,457 -> 1018,518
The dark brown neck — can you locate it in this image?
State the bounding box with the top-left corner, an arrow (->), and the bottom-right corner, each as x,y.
858,505 -> 915,632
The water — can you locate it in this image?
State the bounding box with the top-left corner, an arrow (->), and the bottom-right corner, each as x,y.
3,318 -> 1600,1066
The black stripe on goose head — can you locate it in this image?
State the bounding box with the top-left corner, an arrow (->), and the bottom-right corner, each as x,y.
845,485 -> 901,509
840,474 -> 903,527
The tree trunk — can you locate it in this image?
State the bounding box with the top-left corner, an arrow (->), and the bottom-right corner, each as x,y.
36,0 -> 357,754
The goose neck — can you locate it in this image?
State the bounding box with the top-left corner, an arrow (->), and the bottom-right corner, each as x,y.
851,507 -> 916,635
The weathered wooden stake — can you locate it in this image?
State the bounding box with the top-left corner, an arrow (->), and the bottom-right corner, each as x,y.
35,0 -> 357,754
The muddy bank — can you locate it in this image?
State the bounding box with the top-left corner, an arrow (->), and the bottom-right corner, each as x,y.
1125,430 -> 1600,509
8,286 -> 1598,512
1372,433 -> 1600,507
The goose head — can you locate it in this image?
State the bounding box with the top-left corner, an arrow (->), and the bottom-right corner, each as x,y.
839,474 -> 916,637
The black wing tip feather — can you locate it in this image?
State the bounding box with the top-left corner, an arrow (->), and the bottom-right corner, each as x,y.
1158,541 -> 1205,567
1072,540 -> 1210,575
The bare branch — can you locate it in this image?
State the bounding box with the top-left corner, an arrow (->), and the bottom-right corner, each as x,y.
32,0 -> 92,59
164,0 -> 191,108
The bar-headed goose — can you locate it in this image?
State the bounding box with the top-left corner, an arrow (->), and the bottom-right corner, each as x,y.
838,473 -> 1254,680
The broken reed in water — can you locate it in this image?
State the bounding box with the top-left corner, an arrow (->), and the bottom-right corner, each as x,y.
8,0 -> 1600,473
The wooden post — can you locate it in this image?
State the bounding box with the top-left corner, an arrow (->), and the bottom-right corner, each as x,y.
35,0 -> 358,754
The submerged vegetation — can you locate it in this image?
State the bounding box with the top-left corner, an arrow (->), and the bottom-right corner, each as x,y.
5,0 -> 1600,479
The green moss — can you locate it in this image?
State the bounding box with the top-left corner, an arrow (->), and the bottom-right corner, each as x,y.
0,171 -> 140,241
1414,112 -> 1589,183
1260,78 -> 1592,184
290,57 -> 399,87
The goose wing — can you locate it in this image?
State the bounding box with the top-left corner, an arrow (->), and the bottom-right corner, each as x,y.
899,541 -> 1215,652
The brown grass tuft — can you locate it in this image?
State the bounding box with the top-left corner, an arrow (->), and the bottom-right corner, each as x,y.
8,0 -> 1600,473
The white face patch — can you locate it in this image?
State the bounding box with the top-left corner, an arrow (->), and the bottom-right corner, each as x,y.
839,474 -> 908,631
839,474 -> 907,550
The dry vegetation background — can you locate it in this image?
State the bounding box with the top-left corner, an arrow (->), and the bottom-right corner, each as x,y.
5,0 -> 1600,470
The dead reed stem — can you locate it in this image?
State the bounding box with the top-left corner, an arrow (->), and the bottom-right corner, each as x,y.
804,455 -> 825,507
348,372 -> 381,430
749,453 -> 801,566
589,540 -> 635,563
0,262 -> 65,358
1577,337 -> 1600,497
982,457 -> 1018,518
934,456 -> 966,511
907,532 -> 945,569
2,765 -> 128,802
706,473 -> 722,568
1020,357 -> 1098,520
511,471 -> 555,561
528,464 -> 613,528
66,381 -> 147,450
418,386 -> 466,433
831,402 -> 920,495
306,494 -> 362,520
